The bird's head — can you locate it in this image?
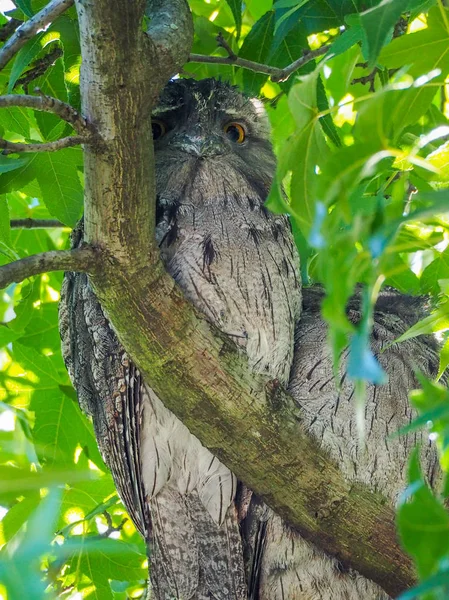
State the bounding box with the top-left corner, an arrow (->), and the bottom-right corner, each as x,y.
152,78 -> 275,199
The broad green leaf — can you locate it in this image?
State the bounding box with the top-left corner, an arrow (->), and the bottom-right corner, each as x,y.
379,7 -> 449,132
281,69 -> 330,235
398,571 -> 449,600
13,341 -> 66,385
0,195 -> 11,247
382,254 -> 420,295
275,0 -> 381,38
393,301 -> 449,344
19,301 -> 62,354
438,334 -> 449,379
275,0 -> 310,7
58,483 -> 117,534
360,0 -> 410,68
316,75 -> 341,147
31,386 -> 103,468
14,0 -> 33,17
397,449 -> 449,580
50,16 -> 81,110
65,538 -> 146,600
224,0 -> 242,37
34,55 -> 68,141
0,155 -> 38,195
239,11 -> 275,95
420,249 -> 449,295
0,157 -> 28,174
7,33 -> 44,92
427,140 -> 449,181
0,492 -> 41,543
34,148 -> 83,226
0,106 -> 38,140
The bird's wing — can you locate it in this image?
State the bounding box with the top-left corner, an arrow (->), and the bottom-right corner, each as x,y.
59,267 -> 151,539
58,228 -> 247,599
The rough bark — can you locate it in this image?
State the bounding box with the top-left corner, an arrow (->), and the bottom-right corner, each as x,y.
55,0 -> 416,595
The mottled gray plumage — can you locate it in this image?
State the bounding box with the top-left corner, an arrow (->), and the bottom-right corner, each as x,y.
60,78 -> 301,599
59,78 -> 439,600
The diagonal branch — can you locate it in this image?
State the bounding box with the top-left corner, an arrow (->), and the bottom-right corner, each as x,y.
0,135 -> 86,154
189,41 -> 331,83
0,93 -> 92,135
0,0 -> 74,71
146,0 -> 193,83
0,18 -> 23,42
0,246 -> 98,289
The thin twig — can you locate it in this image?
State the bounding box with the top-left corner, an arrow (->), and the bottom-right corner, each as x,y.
189,43 -> 331,83
0,93 -> 91,135
0,135 -> 86,154
10,219 -> 65,229
216,32 -> 236,60
16,47 -> 63,92
0,0 -> 74,71
0,246 -> 98,289
0,19 -> 23,42
100,512 -> 128,538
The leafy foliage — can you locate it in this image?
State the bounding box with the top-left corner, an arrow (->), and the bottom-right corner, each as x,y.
1,0 -> 449,598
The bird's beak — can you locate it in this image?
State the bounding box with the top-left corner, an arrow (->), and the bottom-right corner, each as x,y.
170,133 -> 225,157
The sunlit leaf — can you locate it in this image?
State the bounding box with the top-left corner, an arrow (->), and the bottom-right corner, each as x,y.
360,0 -> 410,68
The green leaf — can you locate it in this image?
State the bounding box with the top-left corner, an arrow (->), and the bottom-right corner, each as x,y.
31,386 -> 103,468
283,69 -> 330,235
421,249 -> 449,295
275,0 -> 310,8
397,449 -> 449,580
379,6 -> 449,131
427,140 -> 449,181
0,194 -> 11,247
224,0 -> 242,37
0,106 -> 37,140
360,0 -> 410,68
13,341 -> 66,385
33,53 -> 68,141
393,302 -> 449,344
0,155 -> 38,195
7,33 -> 44,92
50,16 -> 81,110
34,148 -> 83,226
239,11 -> 275,95
398,570 -> 449,600
0,492 -> 41,543
14,0 -> 33,17
0,156 -> 28,174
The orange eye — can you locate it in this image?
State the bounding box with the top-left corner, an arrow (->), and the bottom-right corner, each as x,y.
152,119 -> 166,141
224,122 -> 246,144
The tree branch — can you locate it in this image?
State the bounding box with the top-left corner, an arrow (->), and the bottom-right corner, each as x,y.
0,93 -> 91,135
0,246 -> 98,288
146,0 -> 193,82
0,135 -> 86,154
189,42 -> 331,83
10,219 -> 65,229
74,1 -> 412,596
0,0 -> 74,71
0,18 -> 23,43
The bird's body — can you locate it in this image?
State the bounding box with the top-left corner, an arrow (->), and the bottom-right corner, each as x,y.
59,78 -> 438,600
60,78 -> 301,599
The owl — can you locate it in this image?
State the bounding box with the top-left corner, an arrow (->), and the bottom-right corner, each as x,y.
59,78 -> 438,600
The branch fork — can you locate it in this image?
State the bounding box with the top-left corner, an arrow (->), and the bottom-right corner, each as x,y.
0,92 -> 99,154
189,34 -> 331,83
